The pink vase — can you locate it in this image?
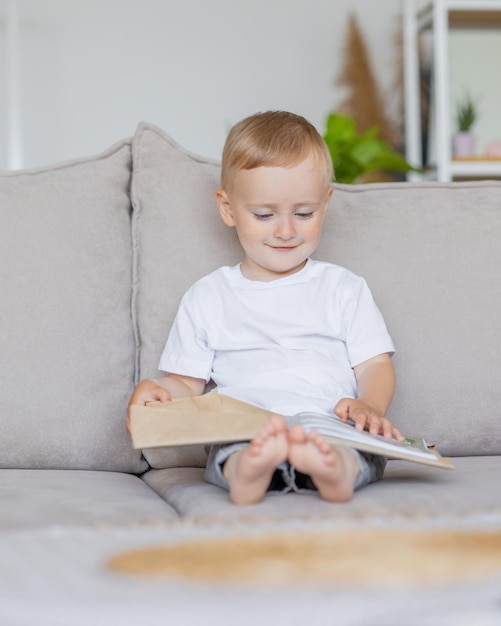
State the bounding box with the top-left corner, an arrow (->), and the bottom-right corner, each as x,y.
453,132 -> 475,157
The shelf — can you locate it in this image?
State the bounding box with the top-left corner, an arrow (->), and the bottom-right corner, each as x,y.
451,158 -> 501,177
403,0 -> 501,181
422,158 -> 501,179
449,10 -> 501,26
452,156 -> 501,161
417,3 -> 501,30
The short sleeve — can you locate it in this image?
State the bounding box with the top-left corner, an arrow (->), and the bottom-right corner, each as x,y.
340,273 -> 395,368
158,290 -> 214,381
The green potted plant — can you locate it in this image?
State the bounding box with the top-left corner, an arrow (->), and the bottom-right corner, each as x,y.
453,93 -> 478,157
323,113 -> 417,183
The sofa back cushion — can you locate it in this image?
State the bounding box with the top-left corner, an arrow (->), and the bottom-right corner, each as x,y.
319,181 -> 501,457
0,141 -> 147,473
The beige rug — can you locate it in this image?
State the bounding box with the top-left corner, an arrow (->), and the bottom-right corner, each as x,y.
108,528 -> 501,586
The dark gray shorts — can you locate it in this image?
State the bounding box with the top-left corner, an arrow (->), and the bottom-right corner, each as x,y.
204,412 -> 387,495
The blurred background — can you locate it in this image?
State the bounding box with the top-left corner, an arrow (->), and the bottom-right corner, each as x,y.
0,0 -> 500,170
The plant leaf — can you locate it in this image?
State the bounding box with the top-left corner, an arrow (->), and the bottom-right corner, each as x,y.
323,114 -> 419,183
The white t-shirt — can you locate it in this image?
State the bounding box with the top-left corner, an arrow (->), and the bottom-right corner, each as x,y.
159,259 -> 395,417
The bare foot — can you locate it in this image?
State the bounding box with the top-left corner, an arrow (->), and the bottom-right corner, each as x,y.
288,425 -> 360,502
223,414 -> 288,504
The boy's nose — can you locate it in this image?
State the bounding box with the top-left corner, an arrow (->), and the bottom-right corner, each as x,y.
274,217 -> 295,240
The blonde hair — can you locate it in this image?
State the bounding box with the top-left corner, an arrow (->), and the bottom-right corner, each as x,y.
221,111 -> 334,190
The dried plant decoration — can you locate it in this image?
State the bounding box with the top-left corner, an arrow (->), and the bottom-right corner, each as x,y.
335,13 -> 397,147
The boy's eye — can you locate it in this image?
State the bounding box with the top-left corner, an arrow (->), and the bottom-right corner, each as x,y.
252,210 -> 315,220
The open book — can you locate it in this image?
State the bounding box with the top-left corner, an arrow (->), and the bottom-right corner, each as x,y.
129,390 -> 454,470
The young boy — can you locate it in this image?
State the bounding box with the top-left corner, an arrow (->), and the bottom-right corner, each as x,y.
127,111 -> 403,505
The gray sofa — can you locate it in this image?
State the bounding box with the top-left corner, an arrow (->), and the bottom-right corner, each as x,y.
1,121 -> 500,626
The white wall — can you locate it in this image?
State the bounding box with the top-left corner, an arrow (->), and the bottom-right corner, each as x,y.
0,0 -> 404,169
0,8 -> 6,167
449,29 -> 501,155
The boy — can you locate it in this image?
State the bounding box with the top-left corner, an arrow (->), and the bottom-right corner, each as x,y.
127,111 -> 403,505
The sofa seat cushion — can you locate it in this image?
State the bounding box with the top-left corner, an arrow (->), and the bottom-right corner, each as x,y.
0,140 -> 145,473
142,456 -> 501,525
0,469 -> 178,530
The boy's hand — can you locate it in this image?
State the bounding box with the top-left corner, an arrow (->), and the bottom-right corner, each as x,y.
128,378 -> 173,406
334,398 -> 404,441
126,378 -> 172,436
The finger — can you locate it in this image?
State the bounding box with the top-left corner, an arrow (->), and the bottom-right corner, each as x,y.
381,418 -> 395,439
375,416 -> 405,440
378,418 -> 404,440
154,387 -> 172,403
392,425 -> 405,441
129,386 -> 171,407
364,412 -> 391,437
352,410 -> 369,432
368,416 -> 383,436
128,392 -> 151,407
334,398 -> 350,422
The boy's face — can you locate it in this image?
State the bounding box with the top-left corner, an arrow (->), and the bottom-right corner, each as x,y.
216,154 -> 333,281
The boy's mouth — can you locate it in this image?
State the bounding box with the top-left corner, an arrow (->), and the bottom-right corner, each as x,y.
270,245 -> 298,252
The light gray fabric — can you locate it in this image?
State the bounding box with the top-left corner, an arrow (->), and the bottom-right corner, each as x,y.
1,523 -> 499,626
0,469 -> 178,530
0,141 -> 146,473
142,456 -> 501,524
317,182 -> 501,456
130,122 -> 240,468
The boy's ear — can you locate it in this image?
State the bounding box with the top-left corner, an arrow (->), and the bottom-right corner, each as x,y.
322,184 -> 334,213
215,189 -> 236,226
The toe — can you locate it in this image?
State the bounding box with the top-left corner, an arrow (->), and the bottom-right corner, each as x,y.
269,413 -> 287,433
309,430 -> 331,454
288,423 -> 307,444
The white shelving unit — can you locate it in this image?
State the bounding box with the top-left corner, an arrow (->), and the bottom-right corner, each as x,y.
403,0 -> 501,181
